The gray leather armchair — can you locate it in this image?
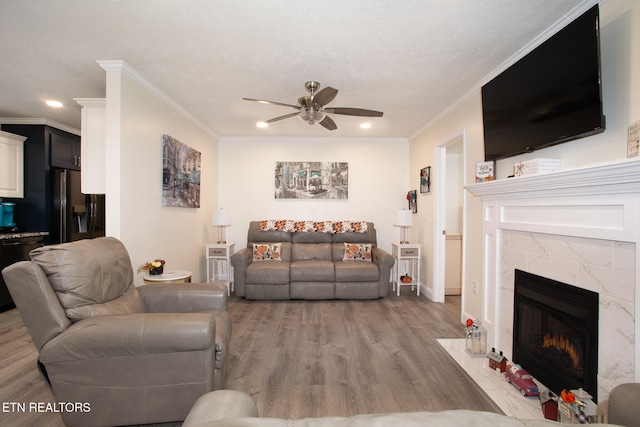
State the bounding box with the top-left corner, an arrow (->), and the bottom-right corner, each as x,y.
604,383 -> 640,427
2,237 -> 232,427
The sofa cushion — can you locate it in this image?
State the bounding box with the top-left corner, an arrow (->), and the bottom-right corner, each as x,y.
342,243 -> 372,262
252,243 -> 282,261
30,237 -> 144,321
291,230 -> 332,244
290,260 -> 335,281
335,260 -> 379,282
246,261 -> 291,284
292,243 -> 331,261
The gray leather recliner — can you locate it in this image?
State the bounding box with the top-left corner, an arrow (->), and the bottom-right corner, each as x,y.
2,237 -> 232,427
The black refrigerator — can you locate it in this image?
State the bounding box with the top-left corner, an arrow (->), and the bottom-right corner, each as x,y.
52,169 -> 105,243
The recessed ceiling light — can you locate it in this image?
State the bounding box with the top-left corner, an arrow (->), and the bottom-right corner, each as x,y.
256,121 -> 268,128
360,122 -> 372,129
46,100 -> 63,108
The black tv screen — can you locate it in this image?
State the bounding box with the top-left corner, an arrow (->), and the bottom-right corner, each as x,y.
482,5 -> 605,161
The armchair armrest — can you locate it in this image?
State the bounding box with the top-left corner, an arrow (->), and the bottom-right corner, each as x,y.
183,390 -> 259,427
139,282 -> 228,312
39,312 -> 216,363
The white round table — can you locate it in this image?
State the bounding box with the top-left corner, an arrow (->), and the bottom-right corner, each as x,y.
142,269 -> 192,284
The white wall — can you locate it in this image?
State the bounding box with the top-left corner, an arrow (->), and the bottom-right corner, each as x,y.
410,0 -> 640,323
218,137 -> 408,254
104,65 -> 219,284
409,94 -> 485,315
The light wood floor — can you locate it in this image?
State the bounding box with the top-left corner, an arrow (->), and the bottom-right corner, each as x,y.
0,285 -> 501,426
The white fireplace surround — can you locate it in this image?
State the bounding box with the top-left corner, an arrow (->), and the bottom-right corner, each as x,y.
467,158 -> 640,402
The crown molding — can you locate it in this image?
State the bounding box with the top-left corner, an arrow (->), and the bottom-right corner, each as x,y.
0,117 -> 80,135
97,60 -> 219,139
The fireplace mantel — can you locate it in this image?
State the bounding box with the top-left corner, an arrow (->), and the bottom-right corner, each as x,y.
467,158 -> 640,201
467,158 -> 640,243
466,158 -> 640,392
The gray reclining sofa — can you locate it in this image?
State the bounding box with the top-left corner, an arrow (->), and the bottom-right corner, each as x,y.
231,221 -> 394,300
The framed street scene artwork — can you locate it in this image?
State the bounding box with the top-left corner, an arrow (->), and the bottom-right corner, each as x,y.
275,161 -> 348,199
162,135 -> 201,208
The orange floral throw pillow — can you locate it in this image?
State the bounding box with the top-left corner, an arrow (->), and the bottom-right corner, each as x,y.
252,243 -> 282,261
342,243 -> 372,262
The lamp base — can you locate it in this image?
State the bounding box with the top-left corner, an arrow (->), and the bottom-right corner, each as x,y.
400,227 -> 410,244
217,226 -> 227,245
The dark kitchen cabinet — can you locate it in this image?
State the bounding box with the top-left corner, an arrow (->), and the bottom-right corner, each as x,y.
0,124 -> 80,243
50,131 -> 81,170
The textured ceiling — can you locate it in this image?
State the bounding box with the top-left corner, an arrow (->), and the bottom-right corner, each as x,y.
0,0 -> 594,138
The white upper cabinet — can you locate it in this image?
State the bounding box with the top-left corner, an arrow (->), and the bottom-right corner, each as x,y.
75,98 -> 106,194
0,130 -> 26,198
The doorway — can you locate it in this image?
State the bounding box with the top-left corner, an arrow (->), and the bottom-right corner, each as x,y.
444,139 -> 463,296
433,131 -> 466,311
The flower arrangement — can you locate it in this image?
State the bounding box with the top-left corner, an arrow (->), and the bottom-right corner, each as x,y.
137,259 -> 165,275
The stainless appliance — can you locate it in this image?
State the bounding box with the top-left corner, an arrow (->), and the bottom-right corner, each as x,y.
52,169 -> 105,243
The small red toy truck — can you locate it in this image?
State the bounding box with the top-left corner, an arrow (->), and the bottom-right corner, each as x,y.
505,364 -> 540,396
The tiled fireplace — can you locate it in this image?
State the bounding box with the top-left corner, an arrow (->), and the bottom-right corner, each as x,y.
467,159 -> 640,402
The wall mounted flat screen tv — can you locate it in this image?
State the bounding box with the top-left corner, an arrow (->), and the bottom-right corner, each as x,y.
482,5 -> 605,161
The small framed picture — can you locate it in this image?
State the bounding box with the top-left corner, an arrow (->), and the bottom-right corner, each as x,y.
407,190 -> 417,213
420,166 -> 431,193
475,161 -> 495,182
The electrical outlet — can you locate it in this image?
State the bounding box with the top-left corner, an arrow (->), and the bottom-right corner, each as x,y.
473,281 -> 479,294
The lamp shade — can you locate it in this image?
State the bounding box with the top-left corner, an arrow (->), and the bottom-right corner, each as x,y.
212,209 -> 231,226
393,209 -> 413,227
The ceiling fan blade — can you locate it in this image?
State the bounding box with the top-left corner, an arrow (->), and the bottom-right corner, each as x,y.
312,87 -> 338,107
243,97 -> 300,109
330,107 -> 384,117
265,112 -> 299,123
319,116 -> 337,131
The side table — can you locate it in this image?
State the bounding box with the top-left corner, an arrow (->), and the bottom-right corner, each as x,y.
205,243 -> 235,295
143,269 -> 192,284
391,243 -> 422,296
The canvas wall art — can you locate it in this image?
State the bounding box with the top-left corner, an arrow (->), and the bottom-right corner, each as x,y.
275,161 -> 348,199
162,134 -> 201,208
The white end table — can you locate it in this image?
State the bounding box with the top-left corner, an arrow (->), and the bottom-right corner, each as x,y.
391,243 -> 422,296
143,269 -> 192,284
205,243 -> 235,295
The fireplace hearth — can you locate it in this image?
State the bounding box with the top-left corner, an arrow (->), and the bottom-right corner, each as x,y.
513,269 -> 599,402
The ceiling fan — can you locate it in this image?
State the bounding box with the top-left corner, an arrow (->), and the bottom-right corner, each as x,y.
243,81 -> 383,131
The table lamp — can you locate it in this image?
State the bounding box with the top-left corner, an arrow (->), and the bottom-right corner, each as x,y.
212,208 -> 231,244
394,209 -> 413,244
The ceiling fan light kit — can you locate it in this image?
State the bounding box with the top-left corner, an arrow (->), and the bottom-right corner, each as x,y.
243,81 -> 383,131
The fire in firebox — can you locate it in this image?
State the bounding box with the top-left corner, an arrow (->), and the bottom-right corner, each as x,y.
542,333 -> 581,368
